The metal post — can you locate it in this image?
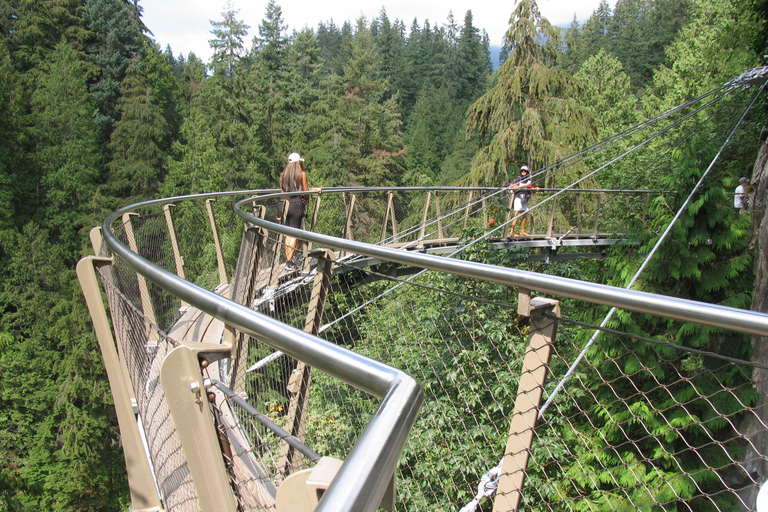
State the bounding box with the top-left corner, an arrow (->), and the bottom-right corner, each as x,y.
546,196 -> 557,238
163,204 -> 187,280
482,194 -> 488,229
493,297 -> 560,512
269,200 -> 290,288
123,213 -> 158,330
278,249 -> 337,476
160,345 -> 238,512
205,198 -> 228,285
77,256 -> 163,512
90,226 -> 105,256
418,191 -> 431,247
341,193 -> 356,258
164,204 -> 189,309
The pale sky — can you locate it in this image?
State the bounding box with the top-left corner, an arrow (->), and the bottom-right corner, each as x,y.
140,0 -> 612,63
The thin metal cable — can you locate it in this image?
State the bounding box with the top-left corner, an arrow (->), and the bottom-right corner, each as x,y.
550,313 -> 768,371
555,87 -> 744,241
538,79 -> 768,418
320,85 -> 743,335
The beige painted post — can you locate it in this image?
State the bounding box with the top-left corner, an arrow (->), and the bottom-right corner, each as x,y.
164,204 -> 189,309
205,198 -> 228,285
160,345 -> 238,512
278,249 -> 337,477
434,191 -> 444,239
380,190 -> 394,243
592,193 -> 602,238
301,195 -> 322,272
90,226 -> 105,256
122,213 -> 158,330
546,195 -> 558,238
77,256 -> 163,512
269,200 -> 290,288
463,191 -> 474,228
493,296 -> 560,512
576,191 -> 582,234
340,193 -> 356,258
343,192 -> 356,241
163,204 -> 187,280
418,191 -> 432,247
505,193 -> 515,241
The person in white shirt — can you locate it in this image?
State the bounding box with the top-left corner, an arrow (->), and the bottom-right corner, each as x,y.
734,177 -> 749,213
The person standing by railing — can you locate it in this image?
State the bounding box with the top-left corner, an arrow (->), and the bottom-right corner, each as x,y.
509,165 -> 539,237
734,176 -> 751,214
279,152 -> 321,269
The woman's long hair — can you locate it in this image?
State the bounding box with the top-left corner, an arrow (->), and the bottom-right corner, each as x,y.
279,161 -> 305,192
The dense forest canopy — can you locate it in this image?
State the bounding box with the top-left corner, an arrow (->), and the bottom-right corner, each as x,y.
0,0 -> 766,509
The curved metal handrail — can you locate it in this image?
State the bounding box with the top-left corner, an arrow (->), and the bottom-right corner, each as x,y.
101,186 -> 768,512
235,189 -> 768,338
101,190 -> 424,512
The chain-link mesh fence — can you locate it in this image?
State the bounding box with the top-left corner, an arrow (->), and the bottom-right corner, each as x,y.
88,187 -> 767,512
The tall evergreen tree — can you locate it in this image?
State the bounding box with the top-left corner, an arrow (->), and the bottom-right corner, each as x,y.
453,10 -> 492,106
208,1 -> 249,76
309,19 -> 404,186
107,57 -> 169,197
465,0 -> 596,185
30,42 -> 100,256
251,0 -> 290,168
165,6 -> 267,195
84,0 -> 142,142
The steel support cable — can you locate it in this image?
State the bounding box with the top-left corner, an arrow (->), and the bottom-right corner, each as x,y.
548,313 -> 768,371
458,80 -> 764,512
525,83 -> 731,188
539,79 -> 768,419
373,86 -> 734,255
375,186 -> 507,249
103,200 -> 425,512
211,380 -> 322,462
459,82 -> 740,258
554,85 -> 746,242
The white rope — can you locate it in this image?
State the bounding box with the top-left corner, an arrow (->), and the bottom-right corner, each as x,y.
458,461 -> 502,512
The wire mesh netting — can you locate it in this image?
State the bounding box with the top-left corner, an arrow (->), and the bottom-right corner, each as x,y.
90,181 -> 768,511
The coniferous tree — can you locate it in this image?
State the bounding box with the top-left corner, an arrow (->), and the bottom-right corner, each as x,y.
84,0 -> 142,142
30,42 -> 100,256
251,0 -> 290,168
309,19 -> 404,186
465,0 -> 596,185
108,57 -> 169,197
166,5 -> 267,195
453,10 -> 492,106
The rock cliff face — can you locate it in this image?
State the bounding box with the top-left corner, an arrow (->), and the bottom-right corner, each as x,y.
740,123 -> 768,509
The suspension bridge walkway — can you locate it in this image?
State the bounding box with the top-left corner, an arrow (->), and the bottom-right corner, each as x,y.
78,66 -> 768,512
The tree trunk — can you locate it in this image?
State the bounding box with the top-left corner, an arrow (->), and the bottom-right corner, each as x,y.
739,122 -> 768,509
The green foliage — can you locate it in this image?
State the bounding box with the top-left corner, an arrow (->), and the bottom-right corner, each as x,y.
465,0 -> 597,186
0,224 -> 127,510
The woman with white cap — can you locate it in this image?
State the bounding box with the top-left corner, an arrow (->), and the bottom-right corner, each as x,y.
279,152 -> 321,269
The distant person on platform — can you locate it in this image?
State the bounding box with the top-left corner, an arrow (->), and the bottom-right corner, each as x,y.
279,152 -> 321,269
734,177 -> 750,214
509,165 -> 539,237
